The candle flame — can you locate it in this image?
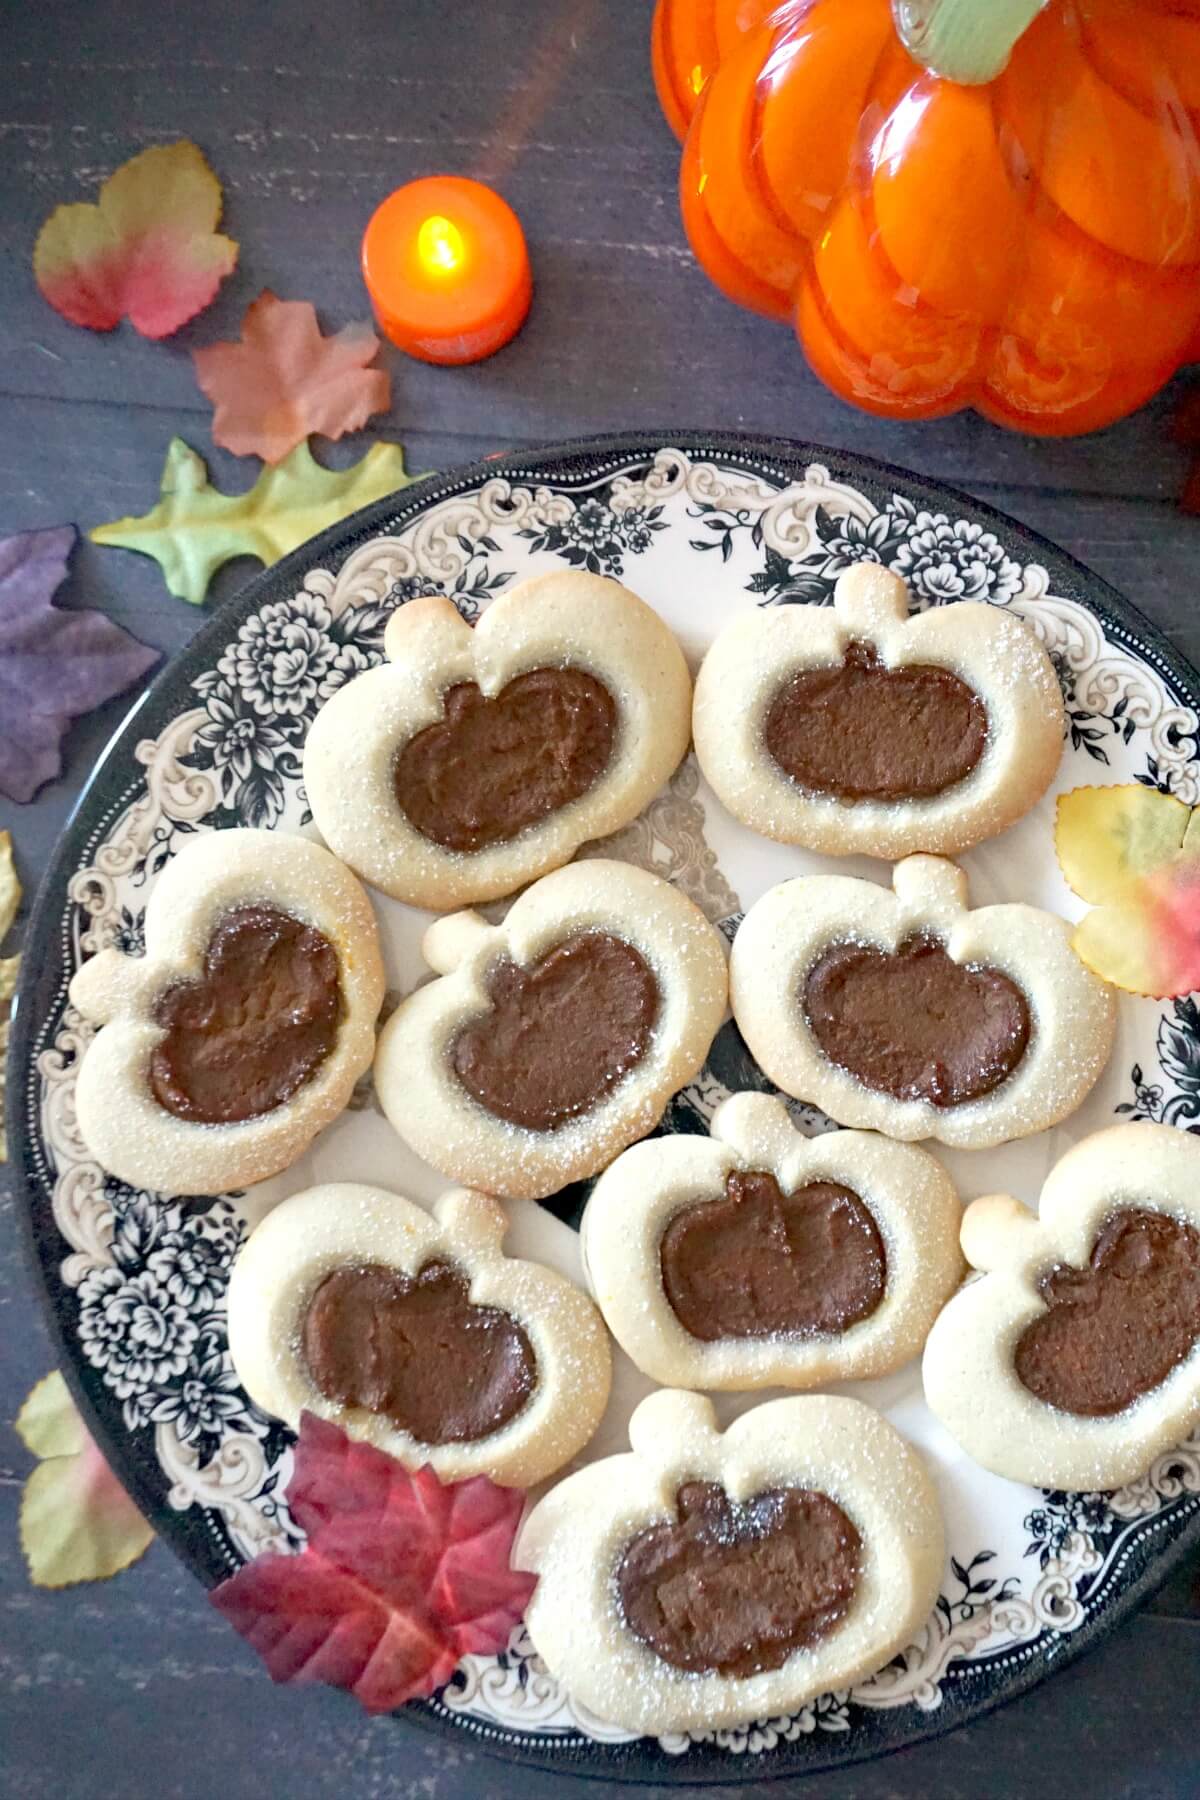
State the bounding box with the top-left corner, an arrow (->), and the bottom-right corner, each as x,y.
418,214 -> 466,275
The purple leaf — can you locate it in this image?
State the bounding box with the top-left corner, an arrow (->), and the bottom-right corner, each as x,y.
0,526 -> 159,803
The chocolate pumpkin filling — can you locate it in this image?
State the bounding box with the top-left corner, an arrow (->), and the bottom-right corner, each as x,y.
803,932 -> 1030,1107
149,904 -> 341,1124
451,931 -> 659,1131
764,640 -> 988,802
660,1169 -> 886,1341
617,1480 -> 861,1676
394,668 -> 617,852
302,1259 -> 536,1443
1015,1208 -> 1200,1417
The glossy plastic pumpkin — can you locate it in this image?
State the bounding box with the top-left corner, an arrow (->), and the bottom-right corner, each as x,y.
653,0 -> 1200,433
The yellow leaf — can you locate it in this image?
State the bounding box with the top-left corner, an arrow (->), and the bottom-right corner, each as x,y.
90,438 -> 421,607
1055,784 -> 1189,904
20,1455 -> 154,1588
17,1372 -> 154,1588
15,1371 -> 87,1459
1072,902 -> 1164,999
1056,783 -> 1200,998
0,829 -> 19,938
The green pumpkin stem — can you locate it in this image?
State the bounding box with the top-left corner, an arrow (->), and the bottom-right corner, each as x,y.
893,0 -> 1046,84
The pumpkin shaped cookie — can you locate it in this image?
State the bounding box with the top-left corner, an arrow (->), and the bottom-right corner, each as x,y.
731,854 -> 1116,1149
693,564 -> 1064,859
68,829 -> 385,1196
923,1125 -> 1200,1491
515,1388 -> 944,1734
304,570 -> 693,909
227,1183 -> 612,1486
374,858 -> 728,1200
581,1092 -> 962,1389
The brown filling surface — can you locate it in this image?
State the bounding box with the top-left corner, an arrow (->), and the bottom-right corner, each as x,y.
617,1480 -> 861,1677
393,669 -> 617,852
803,932 -> 1030,1108
660,1169 -> 886,1342
1014,1208 -> 1200,1417
302,1259 -> 536,1444
764,640 -> 988,803
451,930 -> 660,1132
149,904 -> 341,1124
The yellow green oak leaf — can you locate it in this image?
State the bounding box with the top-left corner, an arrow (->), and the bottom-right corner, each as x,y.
90,437 -> 420,607
16,1372 -> 154,1587
1055,784 -> 1200,998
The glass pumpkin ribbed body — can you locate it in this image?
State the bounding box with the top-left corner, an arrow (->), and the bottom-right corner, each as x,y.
654,0 -> 1200,434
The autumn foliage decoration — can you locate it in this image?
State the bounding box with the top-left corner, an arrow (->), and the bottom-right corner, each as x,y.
211,1413 -> 536,1713
653,0 -> 1200,434
34,142 -> 237,339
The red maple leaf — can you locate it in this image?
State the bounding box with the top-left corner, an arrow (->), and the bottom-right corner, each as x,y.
192,292 -> 391,464
210,1413 -> 536,1713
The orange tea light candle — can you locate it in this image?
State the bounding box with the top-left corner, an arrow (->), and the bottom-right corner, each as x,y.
362,176 -> 532,365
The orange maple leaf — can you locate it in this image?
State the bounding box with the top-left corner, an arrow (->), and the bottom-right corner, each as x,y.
193,291 -> 392,464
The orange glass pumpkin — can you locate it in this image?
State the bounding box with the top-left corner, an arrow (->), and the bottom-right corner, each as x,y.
654,0 -> 1200,433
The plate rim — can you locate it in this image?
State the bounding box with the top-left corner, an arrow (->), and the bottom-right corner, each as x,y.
10,427 -> 1200,1783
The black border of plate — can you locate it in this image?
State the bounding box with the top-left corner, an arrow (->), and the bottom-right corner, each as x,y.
10,429 -> 1200,1784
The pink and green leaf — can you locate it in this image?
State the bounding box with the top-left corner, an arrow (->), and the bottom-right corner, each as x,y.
1056,785 -> 1200,997
34,141 -> 237,338
16,1373 -> 154,1588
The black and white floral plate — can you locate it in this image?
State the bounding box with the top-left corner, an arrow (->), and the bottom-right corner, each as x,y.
11,434 -> 1200,1783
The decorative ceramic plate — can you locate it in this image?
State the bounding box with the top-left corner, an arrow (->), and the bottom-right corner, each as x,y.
12,433 -> 1200,1783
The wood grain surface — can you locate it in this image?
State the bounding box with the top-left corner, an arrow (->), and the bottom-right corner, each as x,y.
1,3 -> 1197,1796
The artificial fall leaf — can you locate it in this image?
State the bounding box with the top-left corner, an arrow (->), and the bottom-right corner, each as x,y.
1056,785 -> 1200,997
16,1372 -> 154,1587
0,830 -> 18,942
0,830 -> 20,1164
210,1412 -> 536,1713
193,292 -> 391,464
91,437 -> 418,607
0,526 -> 159,804
33,140 -> 237,338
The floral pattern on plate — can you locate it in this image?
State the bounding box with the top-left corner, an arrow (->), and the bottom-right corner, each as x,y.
12,438 -> 1200,1780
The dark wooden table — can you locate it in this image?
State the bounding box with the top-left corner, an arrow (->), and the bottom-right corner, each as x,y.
2,3 -> 1198,1796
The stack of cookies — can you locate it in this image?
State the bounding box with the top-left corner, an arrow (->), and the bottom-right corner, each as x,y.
67,564 -> 1200,1736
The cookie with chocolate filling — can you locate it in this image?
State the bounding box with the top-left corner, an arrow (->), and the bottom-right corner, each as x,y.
515,1388 -> 944,1734
228,1183 -> 611,1486
731,854 -> 1116,1150
924,1124 -> 1200,1491
304,570 -> 693,909
693,563 -> 1064,859
374,858 -> 728,1201
582,1092 -> 962,1389
69,829 -> 385,1196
